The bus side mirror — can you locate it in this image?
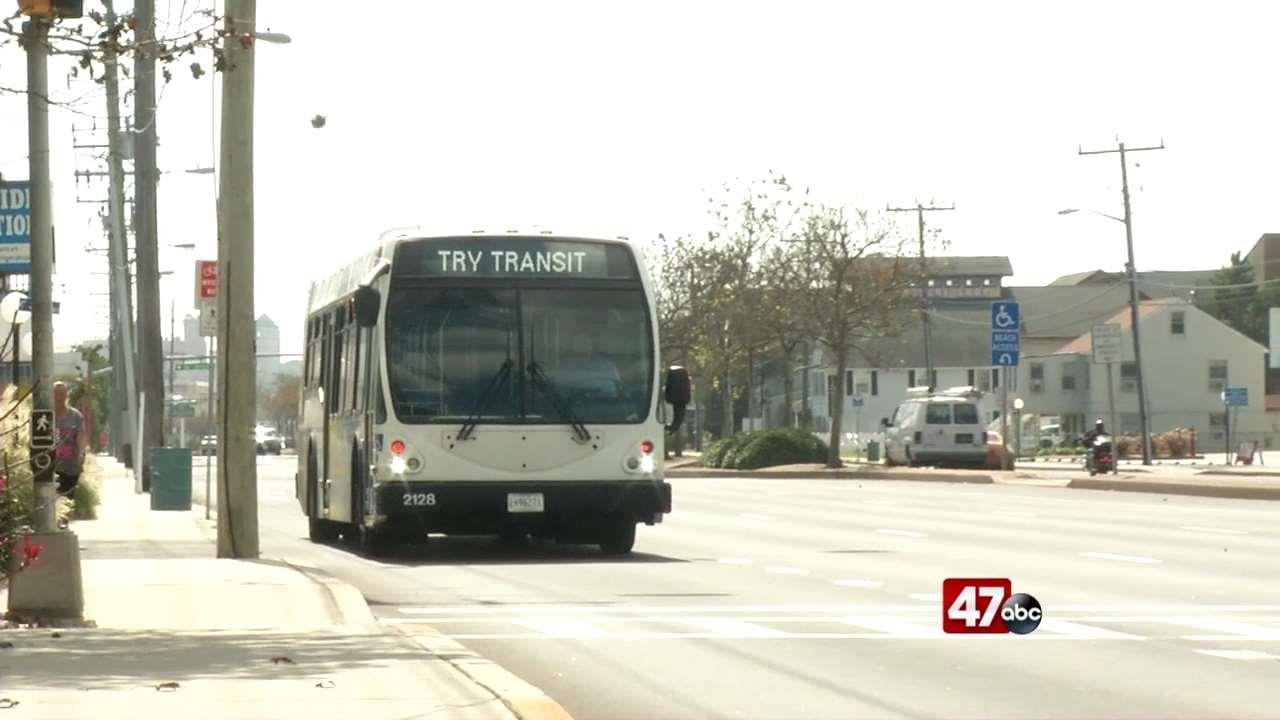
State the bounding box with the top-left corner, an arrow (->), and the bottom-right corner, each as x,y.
353,286 -> 380,327
664,366 -> 691,433
880,417 -> 890,428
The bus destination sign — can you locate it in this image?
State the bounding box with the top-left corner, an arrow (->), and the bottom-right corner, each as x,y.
394,237 -> 638,281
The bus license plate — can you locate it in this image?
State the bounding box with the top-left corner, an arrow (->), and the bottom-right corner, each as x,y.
507,493 -> 545,513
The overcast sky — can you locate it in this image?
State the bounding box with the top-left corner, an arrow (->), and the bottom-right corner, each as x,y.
1,0 -> 1278,354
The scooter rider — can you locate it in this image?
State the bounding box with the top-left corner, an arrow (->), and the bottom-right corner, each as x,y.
1081,418 -> 1109,471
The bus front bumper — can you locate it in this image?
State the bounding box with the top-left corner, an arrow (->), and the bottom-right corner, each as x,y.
373,479 -> 672,535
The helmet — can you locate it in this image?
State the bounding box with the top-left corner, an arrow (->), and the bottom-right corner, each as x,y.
1095,418 -> 1105,431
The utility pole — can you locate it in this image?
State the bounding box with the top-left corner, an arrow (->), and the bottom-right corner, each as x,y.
134,0 -> 165,485
217,0 -> 259,558
23,17 -> 56,532
887,202 -> 954,390
103,0 -> 140,484
11,10 -> 85,622
168,298 -> 175,442
1079,140 -> 1164,466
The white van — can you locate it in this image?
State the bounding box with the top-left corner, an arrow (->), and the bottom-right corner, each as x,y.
880,386 -> 989,467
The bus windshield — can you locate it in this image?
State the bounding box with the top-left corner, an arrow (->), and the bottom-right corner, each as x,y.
386,286 -> 653,425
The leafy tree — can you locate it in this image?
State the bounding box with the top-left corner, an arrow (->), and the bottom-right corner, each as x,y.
796,205 -> 914,466
68,342 -> 109,451
264,373 -> 301,436
1200,252 -> 1280,345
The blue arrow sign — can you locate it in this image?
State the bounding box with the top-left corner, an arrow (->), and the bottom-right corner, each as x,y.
991,301 -> 1020,366
1223,387 -> 1248,407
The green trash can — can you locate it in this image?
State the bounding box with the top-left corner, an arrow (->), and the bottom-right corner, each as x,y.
865,441 -> 881,463
150,447 -> 193,511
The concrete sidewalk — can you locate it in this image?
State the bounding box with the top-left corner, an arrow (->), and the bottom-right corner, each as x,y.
0,456 -> 517,720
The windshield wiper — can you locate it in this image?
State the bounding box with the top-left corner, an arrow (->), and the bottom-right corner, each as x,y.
526,361 -> 592,443
457,358 -> 514,441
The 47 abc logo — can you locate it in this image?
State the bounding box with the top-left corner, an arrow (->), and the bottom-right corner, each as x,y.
942,578 -> 1042,635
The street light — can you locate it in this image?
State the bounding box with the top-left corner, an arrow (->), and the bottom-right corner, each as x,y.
1057,205 -> 1153,465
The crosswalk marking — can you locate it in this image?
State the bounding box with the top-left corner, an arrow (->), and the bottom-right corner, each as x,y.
1166,618 -> 1280,641
841,618 -> 942,637
1035,619 -> 1141,639
516,619 -> 604,638
682,619 -> 788,637
1195,649 -> 1280,660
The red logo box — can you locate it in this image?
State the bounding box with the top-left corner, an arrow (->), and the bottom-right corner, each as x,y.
942,578 -> 1012,634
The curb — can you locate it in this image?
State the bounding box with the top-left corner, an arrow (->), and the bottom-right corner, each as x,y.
665,469 -> 994,484
276,559 -> 378,628
394,623 -> 574,720
1066,478 -> 1280,501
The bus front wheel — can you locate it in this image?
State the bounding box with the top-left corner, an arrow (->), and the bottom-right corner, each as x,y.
599,518 -> 636,555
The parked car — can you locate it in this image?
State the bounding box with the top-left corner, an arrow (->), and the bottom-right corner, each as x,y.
199,435 -> 217,456
255,426 -> 283,455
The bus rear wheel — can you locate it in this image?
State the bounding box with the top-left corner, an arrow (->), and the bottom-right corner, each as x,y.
598,518 -> 636,555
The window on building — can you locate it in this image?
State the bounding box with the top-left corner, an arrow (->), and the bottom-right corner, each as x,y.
1062,372 -> 1077,391
930,369 -> 938,387
1171,311 -> 1186,335
1030,363 -> 1044,393
1121,362 -> 1137,393
870,371 -> 878,396
967,369 -> 976,386
1209,412 -> 1228,439
993,367 -> 1001,389
1208,360 -> 1228,393
813,370 -> 825,396
846,370 -> 854,396
908,369 -> 917,387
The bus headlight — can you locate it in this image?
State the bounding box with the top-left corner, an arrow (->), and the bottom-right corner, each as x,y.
639,455 -> 655,473
390,456 -> 408,475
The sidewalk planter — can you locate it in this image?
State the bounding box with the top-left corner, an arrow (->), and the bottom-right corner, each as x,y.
149,448 -> 193,511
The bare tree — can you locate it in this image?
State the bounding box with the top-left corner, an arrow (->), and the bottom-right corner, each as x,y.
797,205 -> 913,467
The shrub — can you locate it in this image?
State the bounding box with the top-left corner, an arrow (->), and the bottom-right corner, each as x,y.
71,476 -> 100,520
1154,428 -> 1192,458
1113,434 -> 1140,458
717,428 -> 829,470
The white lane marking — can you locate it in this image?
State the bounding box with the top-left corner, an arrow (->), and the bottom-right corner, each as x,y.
393,603 -> 1280,616
516,618 -> 604,638
842,618 -> 943,637
766,566 -> 809,576
876,528 -> 927,538
833,579 -> 883,588
681,618 -> 789,638
1166,618 -> 1280,640
1195,649 -> 1280,660
865,500 -> 898,506
738,513 -> 775,522
908,593 -> 941,602
1179,525 -> 1248,535
1036,619 -> 1141,639
992,510 -> 1037,518
718,558 -> 754,565
1080,552 -> 1161,564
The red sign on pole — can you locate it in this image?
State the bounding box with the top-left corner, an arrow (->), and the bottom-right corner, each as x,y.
196,260 -> 217,301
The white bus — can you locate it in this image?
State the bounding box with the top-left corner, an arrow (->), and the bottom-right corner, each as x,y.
296,230 -> 690,555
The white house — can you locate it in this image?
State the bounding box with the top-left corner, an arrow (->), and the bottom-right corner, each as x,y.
1015,298 -> 1267,449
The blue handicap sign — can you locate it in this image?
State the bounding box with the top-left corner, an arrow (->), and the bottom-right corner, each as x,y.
991,301 -> 1020,366
1223,387 -> 1248,407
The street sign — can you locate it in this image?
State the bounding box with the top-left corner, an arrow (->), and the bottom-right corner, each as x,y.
175,359 -> 210,371
195,259 -> 217,302
991,301 -> 1020,366
1223,387 -> 1248,407
199,298 -> 216,337
30,408 -> 54,449
17,298 -> 59,314
1091,323 -> 1123,364
170,401 -> 196,418
0,181 -> 31,273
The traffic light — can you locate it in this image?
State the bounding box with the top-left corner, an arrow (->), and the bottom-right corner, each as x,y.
17,0 -> 84,19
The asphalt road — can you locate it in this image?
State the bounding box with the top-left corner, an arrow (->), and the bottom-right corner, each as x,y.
231,456 -> 1280,720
